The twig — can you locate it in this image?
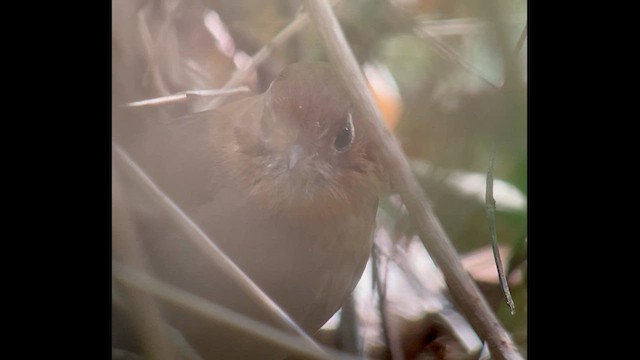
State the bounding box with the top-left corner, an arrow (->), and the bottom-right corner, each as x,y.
417,28 -> 501,89
137,9 -> 171,96
337,294 -> 360,355
514,23 -> 527,55
485,142 -> 515,314
124,86 -> 249,108
111,143 -> 323,354
112,262 -> 359,360
416,16 -> 527,89
483,14 -> 527,316
204,5 -> 311,109
112,165 -> 175,360
205,0 -> 342,110
299,1 -> 523,359
417,16 -> 526,37
481,0 -> 524,89
372,245 -> 405,360
375,238 -> 431,299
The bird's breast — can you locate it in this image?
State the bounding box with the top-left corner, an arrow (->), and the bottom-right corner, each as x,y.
184,187 -> 377,331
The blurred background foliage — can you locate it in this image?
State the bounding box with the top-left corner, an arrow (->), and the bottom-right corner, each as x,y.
113,0 -> 526,358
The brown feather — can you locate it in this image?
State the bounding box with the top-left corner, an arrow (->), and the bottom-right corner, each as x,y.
113,62 -> 384,359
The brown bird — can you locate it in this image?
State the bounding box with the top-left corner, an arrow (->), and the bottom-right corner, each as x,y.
112,62 -> 385,359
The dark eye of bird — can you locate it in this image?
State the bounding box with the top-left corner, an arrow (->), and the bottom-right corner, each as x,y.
334,114 -> 354,152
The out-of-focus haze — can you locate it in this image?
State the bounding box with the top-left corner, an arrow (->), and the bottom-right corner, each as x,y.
112,0 -> 527,358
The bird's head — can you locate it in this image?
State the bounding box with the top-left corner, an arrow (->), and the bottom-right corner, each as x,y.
229,62 -> 384,216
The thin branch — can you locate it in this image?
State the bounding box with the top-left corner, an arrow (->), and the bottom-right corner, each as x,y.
204,0 -> 342,110
482,0 -> 524,89
514,23 -> 527,55
137,9 -> 171,96
112,262 -> 359,360
299,1 -> 523,359
112,165 -> 175,360
124,86 -> 249,108
336,294 -> 360,355
416,28 -> 501,89
111,143 -> 323,354
417,16 -> 526,37
416,17 -> 527,89
372,245 -> 405,360
375,239 -> 431,299
484,16 -> 527,316
485,142 -> 515,315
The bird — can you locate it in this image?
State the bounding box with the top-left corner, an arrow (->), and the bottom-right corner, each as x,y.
112,62 -> 386,359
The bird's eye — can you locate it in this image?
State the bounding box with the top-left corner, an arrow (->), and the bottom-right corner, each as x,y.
334,113 -> 354,152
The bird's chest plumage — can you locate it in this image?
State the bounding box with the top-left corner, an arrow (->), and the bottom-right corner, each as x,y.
187,187 -> 377,331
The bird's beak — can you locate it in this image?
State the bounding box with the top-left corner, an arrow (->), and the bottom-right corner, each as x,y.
287,145 -> 304,170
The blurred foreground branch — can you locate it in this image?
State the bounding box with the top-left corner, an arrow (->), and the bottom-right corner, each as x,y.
300,0 -> 523,359
112,166 -> 175,360
112,262 -> 358,360
206,0 -> 342,109
515,23 -> 527,55
416,28 -> 501,89
125,86 -> 249,108
112,143 -> 323,355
